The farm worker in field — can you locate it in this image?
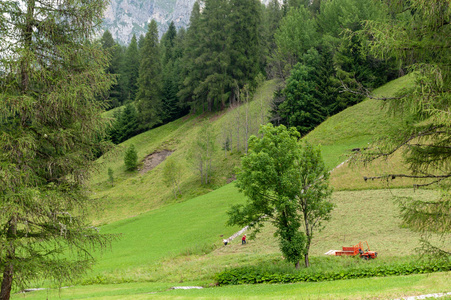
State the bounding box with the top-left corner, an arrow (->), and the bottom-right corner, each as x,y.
223,239 -> 228,246
242,234 -> 246,245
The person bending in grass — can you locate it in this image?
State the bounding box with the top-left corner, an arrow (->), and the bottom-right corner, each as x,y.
242,234 -> 246,245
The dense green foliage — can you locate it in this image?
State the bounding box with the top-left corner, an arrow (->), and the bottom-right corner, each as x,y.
228,124 -> 333,268
215,259 -> 451,285
108,104 -> 139,144
136,20 -> 163,131
101,30 -> 126,108
124,144 -> 138,171
102,0 -> 399,142
124,35 -> 140,103
0,0 -> 114,297
270,0 -> 398,135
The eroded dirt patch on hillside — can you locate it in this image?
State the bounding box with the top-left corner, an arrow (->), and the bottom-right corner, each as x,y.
140,150 -> 174,174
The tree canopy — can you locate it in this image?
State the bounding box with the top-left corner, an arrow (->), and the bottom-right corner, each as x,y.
228,124 -> 333,268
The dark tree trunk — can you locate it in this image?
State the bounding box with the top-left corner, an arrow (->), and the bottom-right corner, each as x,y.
303,207 -> 312,268
304,252 -> 310,268
295,260 -> 300,270
1,218 -> 17,300
1,264 -> 13,300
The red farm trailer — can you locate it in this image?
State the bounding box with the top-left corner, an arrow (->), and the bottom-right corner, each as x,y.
327,241 -> 377,260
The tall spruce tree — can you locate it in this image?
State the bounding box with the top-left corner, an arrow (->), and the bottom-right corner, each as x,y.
178,1 -> 202,110
124,34 -> 140,101
278,55 -> 324,135
161,22 -> 181,122
194,0 -> 231,111
136,20 -> 163,130
101,30 -> 125,108
262,0 -> 283,76
0,0 -> 114,298
227,0 -> 261,97
108,103 -> 139,144
138,34 -> 145,52
161,22 -> 177,65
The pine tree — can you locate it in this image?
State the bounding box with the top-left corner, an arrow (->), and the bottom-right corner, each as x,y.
124,144 -> 139,171
136,20 -> 163,130
161,21 -> 177,65
124,34 -> 140,101
138,34 -> 145,51
279,57 -> 324,136
313,44 -> 340,116
178,1 -> 202,110
194,0 -> 231,111
108,103 -> 139,144
0,0 -> 114,297
161,22 -> 181,122
262,0 -> 283,76
227,0 -> 261,98
101,30 -> 116,66
101,30 -> 125,108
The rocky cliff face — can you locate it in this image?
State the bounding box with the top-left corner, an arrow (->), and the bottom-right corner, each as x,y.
102,0 -> 277,44
102,0 -> 194,44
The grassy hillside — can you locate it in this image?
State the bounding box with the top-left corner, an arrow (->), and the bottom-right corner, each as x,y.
92,75 -> 414,225
304,75 -> 420,190
90,79 -> 280,225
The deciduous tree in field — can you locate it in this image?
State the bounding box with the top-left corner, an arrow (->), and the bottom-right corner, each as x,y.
0,0 -> 115,298
228,124 -> 333,268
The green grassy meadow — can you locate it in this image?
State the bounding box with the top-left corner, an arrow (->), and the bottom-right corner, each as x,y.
12,76 -> 451,299
14,272 -> 451,300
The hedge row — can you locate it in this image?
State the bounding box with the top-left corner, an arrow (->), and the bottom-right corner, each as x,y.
215,260 -> 451,285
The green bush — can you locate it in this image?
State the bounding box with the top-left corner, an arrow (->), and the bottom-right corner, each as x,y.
215,259 -> 451,286
124,144 -> 138,171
